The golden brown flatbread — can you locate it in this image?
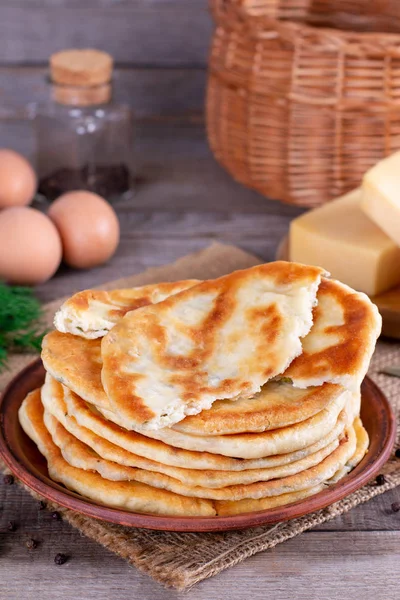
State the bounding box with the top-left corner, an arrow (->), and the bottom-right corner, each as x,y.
42,330 -> 345,436
44,403 -> 349,496
42,375 -> 354,468
285,279 -> 381,392
216,416 -> 368,515
40,390 -> 355,501
173,381 -> 344,435
42,375 -> 350,473
54,280 -> 199,338
101,262 -> 326,429
42,331 -> 109,410
19,389 -> 215,517
112,391 -> 350,459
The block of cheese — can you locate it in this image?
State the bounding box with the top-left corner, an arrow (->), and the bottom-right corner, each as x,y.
362,151 -> 400,246
290,189 -> 400,296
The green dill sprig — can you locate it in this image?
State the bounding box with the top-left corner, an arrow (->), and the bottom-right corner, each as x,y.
0,283 -> 46,371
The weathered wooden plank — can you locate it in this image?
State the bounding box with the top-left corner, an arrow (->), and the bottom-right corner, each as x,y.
313,488 -> 400,531
131,120 -> 304,213
1,489 -> 399,600
0,119 -> 35,162
2,481 -> 400,538
113,209 -> 300,238
0,3 -> 213,66
32,236 -> 276,304
31,206 -> 303,303
0,67 -> 206,119
35,239 -> 221,302
9,1 -> 205,5
0,119 -> 296,215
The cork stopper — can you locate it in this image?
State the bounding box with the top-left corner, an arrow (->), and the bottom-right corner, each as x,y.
49,49 -> 113,106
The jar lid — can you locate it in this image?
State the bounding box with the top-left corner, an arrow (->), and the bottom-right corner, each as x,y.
50,49 -> 113,87
51,82 -> 112,107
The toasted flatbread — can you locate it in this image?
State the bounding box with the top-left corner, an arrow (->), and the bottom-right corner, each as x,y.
118,391 -> 349,459
173,381 -> 344,435
285,279 -> 381,391
347,416 -> 369,468
20,389 -> 364,514
101,262 -> 326,429
19,389 -> 215,517
215,485 -> 326,516
45,399 -> 354,493
54,280 -> 199,338
49,274 -> 378,433
42,330 -> 345,436
42,331 -> 110,411
44,405 -> 350,500
42,374 -> 350,473
216,416 -> 367,514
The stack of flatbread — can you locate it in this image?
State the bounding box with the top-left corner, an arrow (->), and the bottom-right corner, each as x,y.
19,262 -> 381,517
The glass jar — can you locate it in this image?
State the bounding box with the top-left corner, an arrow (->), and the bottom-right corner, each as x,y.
35,49 -> 134,204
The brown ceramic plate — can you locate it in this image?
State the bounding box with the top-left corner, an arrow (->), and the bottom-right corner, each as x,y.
277,235 -> 400,340
0,359 -> 395,532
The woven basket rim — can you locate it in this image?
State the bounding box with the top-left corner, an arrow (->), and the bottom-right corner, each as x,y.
212,2 -> 400,47
207,0 -> 400,207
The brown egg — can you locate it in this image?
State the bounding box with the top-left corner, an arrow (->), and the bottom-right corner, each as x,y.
48,191 -> 120,269
0,149 -> 37,208
0,207 -> 62,285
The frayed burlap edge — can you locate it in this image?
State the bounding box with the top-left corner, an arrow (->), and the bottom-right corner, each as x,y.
1,242 -> 399,590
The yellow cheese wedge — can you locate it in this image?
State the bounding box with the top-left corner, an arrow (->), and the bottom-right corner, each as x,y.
362,151 -> 400,246
289,189 -> 400,296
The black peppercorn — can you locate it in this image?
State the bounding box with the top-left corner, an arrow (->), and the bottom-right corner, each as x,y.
54,553 -> 68,565
376,474 -> 386,486
25,538 -> 38,550
38,501 -> 47,511
7,520 -> 17,532
51,511 -> 61,521
391,502 -> 400,513
3,474 -> 14,485
395,449 -> 400,459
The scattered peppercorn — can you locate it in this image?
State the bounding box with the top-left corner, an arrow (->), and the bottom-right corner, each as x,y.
376,474 -> 386,486
3,474 -> 14,485
54,553 -> 68,565
7,520 -> 17,532
38,501 -> 47,511
391,502 -> 400,513
25,538 -> 38,550
395,449 -> 400,459
51,511 -> 61,521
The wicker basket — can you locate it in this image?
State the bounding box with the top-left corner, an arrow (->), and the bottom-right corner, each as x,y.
206,0 -> 400,207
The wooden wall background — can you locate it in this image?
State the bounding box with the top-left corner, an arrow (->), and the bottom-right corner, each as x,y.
0,0 -> 213,158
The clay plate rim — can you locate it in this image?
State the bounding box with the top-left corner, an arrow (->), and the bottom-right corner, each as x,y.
0,359 -> 396,532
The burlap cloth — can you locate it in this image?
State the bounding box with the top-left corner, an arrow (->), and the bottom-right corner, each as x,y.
1,242 -> 399,590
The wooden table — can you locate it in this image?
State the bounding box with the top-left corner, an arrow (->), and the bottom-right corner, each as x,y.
1,120 -> 399,600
